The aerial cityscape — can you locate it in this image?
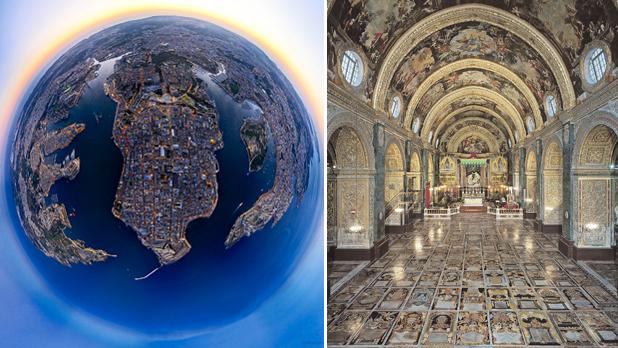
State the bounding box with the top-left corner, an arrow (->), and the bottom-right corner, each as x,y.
11,16 -> 313,269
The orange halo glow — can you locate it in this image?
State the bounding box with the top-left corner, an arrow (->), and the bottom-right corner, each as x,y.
0,3 -> 324,148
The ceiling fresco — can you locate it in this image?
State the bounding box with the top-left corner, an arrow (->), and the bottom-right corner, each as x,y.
328,0 -> 618,102
414,68 -> 532,119
391,22 -> 559,106
438,118 -> 508,154
438,113 -> 513,141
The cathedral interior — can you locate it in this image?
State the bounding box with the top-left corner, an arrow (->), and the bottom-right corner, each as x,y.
326,0 -> 618,346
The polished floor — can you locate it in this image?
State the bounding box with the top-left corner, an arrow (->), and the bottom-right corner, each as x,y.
327,214 -> 618,347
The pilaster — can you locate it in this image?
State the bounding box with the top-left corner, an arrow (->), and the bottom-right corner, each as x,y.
535,139 -> 543,228
518,147 -> 526,209
373,123 -> 387,249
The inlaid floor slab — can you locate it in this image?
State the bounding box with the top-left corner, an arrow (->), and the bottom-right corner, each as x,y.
327,214 -> 618,347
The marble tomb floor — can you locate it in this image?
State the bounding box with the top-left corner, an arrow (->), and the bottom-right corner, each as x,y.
327,214 -> 618,347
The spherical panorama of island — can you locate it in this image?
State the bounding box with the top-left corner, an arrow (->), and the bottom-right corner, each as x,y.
7,16 -> 321,333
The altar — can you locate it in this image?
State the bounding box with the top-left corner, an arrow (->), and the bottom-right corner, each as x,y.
464,197 -> 484,206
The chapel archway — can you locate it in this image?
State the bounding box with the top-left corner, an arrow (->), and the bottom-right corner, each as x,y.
573,124 -> 618,249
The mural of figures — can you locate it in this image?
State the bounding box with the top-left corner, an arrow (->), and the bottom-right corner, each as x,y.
392,22 -> 560,104
328,0 -> 618,100
458,135 -> 490,154
415,69 -> 533,118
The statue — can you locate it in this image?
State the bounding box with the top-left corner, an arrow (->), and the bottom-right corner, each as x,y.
467,171 -> 481,187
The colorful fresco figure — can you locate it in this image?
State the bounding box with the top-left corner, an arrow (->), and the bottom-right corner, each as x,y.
458,135 -> 489,154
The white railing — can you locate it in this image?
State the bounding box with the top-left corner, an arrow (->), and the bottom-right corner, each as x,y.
488,207 -> 497,215
495,208 -> 523,220
424,207 -> 460,219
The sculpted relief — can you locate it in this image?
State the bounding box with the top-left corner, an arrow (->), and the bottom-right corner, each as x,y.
543,175 -> 562,225
337,179 -> 371,248
334,127 -> 368,169
526,176 -> 537,213
578,125 -> 618,166
543,142 -> 562,225
577,179 -> 611,247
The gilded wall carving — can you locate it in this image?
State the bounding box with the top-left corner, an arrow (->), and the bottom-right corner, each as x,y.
337,178 -> 371,249
410,152 -> 421,172
327,176 -> 337,244
526,151 -> 537,173
334,127 -> 368,169
577,178 -> 611,248
385,143 -> 403,170
385,174 -> 403,203
578,125 -> 618,166
542,141 -> 563,225
543,174 -> 562,225
526,176 -> 537,213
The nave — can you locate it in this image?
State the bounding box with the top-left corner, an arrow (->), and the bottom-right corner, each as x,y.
328,215 -> 618,347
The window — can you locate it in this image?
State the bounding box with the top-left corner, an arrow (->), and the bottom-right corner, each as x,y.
587,48 -> 607,85
428,131 -> 433,144
390,96 -> 401,118
526,116 -> 535,133
341,50 -> 363,86
412,118 -> 420,134
507,138 -> 512,149
545,95 -> 557,118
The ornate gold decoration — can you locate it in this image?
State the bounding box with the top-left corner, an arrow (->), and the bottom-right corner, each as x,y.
436,113 -> 514,147
334,127 -> 369,169
525,150 -> 537,173
578,124 -> 618,166
373,4 -> 575,113
446,126 -> 499,153
542,139 -> 562,225
403,58 -> 541,129
420,86 -> 526,141
385,143 -> 404,171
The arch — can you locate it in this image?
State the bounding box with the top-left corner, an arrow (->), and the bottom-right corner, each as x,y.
385,141 -> 404,171
328,126 -> 369,169
572,112 -> 618,169
373,3 -> 575,112
542,137 -> 563,171
409,150 -> 421,173
571,113 -> 618,249
526,149 -> 537,174
577,124 -> 618,168
435,109 -> 516,146
327,111 -> 375,170
420,86 -> 526,141
408,150 -> 422,191
439,115 -> 512,149
403,58 -> 542,128
446,126 -> 500,154
440,155 -> 457,173
384,141 -> 405,202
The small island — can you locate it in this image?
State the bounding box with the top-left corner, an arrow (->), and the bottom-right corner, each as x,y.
240,118 -> 268,172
